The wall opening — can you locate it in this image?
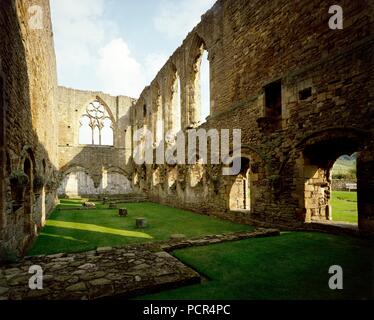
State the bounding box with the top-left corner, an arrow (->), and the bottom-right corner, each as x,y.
143,104 -> 147,118
152,85 -> 163,146
229,158 -> 251,211
200,50 -> 210,124
264,80 -> 282,119
331,154 -> 358,223
79,100 -> 114,146
189,39 -> 211,128
171,72 -> 182,133
299,87 -> 312,101
302,138 -> 359,225
58,168 -> 132,197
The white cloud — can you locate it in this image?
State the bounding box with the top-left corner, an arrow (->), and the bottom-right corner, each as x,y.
144,52 -> 169,84
51,0 -> 117,72
51,0 -> 146,97
153,0 -> 216,40
50,0 -> 216,98
96,38 -> 145,98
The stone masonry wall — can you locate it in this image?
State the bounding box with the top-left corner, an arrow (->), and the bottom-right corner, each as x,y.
132,0 -> 374,232
0,0 -> 59,259
56,87 -> 136,198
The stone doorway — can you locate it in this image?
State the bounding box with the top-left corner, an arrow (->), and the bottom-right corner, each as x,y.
229,158 -> 251,211
330,154 -> 358,224
300,133 -> 373,234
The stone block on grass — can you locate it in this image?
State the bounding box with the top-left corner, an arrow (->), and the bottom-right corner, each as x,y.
119,208 -> 128,217
136,218 -> 147,229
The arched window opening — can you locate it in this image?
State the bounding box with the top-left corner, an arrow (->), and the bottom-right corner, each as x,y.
171,73 -> 182,133
79,115 -> 91,145
200,49 -> 210,124
143,104 -> 147,118
101,118 -> 114,146
79,100 -> 114,146
152,86 -> 163,146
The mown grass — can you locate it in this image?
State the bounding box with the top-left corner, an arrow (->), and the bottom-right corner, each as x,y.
331,191 -> 357,223
139,232 -> 373,300
28,199 -> 252,256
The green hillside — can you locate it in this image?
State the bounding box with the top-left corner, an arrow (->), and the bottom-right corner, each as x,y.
332,154 -> 356,178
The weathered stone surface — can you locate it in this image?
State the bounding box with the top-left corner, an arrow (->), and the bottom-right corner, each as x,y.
0,228 -> 279,299
170,234 -> 187,241
96,247 -> 112,253
80,271 -> 106,281
0,287 -> 9,295
89,278 -> 111,286
83,202 -> 96,208
0,0 -> 60,258
129,0 -> 374,235
0,242 -> 203,300
66,282 -> 87,292
1,0 -> 373,279
78,263 -> 96,270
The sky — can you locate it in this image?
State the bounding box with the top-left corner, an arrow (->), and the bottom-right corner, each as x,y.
50,0 -> 216,100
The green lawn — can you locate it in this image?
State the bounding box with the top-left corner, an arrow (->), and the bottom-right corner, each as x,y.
331,191 -> 358,223
28,199 -> 252,256
139,232 -> 374,300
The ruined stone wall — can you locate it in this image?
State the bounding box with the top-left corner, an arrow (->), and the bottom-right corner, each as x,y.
133,0 -> 374,232
0,0 -> 59,258
56,87 -> 135,198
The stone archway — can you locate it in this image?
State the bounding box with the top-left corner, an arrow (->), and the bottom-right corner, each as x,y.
228,157 -> 251,211
294,128 -> 374,234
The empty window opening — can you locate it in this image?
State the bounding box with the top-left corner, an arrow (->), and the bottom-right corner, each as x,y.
152,88 -> 163,146
171,73 -> 182,133
143,104 -> 147,118
299,87 -> 312,101
79,100 -> 114,146
200,50 -> 210,124
264,80 -> 282,118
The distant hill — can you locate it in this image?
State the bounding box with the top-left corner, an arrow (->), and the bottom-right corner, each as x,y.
332,153 -> 356,176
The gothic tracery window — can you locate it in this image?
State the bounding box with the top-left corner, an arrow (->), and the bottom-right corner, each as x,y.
79,100 -> 114,146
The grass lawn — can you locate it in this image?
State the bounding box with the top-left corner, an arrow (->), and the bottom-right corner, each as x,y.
28,199 -> 253,256
139,232 -> 374,300
331,191 -> 358,223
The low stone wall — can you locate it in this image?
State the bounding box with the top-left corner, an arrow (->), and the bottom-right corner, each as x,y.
0,246 -> 200,300
331,179 -> 357,191
161,228 -> 280,252
0,228 -> 280,300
